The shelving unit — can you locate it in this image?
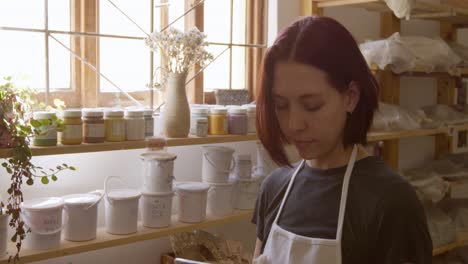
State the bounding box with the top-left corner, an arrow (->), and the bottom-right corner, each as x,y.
0,134 -> 258,158
0,210 -> 253,264
305,0 -> 468,258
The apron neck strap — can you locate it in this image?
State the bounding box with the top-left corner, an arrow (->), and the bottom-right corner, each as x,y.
335,144 -> 358,240
273,159 -> 305,225
272,144 -> 358,242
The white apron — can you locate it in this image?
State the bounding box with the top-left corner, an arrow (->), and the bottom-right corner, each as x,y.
254,145 -> 358,264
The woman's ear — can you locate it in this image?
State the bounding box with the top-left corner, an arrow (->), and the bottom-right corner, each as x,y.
346,81 -> 360,113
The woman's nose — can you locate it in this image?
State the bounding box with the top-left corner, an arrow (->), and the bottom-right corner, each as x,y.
288,109 -> 307,132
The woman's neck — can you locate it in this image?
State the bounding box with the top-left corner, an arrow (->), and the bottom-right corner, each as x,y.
306,144 -> 365,170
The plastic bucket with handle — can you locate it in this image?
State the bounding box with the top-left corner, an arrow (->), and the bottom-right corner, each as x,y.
202,146 -> 235,183
104,176 -> 141,235
62,192 -> 102,241
21,197 -> 65,250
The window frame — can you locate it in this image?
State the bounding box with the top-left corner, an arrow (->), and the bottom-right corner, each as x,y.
0,0 -> 267,107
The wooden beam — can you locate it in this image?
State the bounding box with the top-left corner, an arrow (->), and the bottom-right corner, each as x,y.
185,0 -> 204,104
379,12 -> 401,170
436,22 -> 457,159
80,0 -> 99,107
302,1 -> 324,16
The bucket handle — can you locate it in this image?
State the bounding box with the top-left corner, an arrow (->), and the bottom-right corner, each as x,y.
204,153 -> 235,174
104,176 -> 129,206
84,190 -> 105,211
21,210 -> 64,235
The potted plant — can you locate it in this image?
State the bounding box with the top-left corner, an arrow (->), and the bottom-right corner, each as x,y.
0,77 -> 75,262
145,27 -> 213,138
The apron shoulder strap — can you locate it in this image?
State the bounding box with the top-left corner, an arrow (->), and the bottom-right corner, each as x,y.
272,160 -> 305,225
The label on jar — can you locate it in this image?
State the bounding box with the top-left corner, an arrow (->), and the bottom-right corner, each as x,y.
112,121 -> 125,137
145,119 -> 154,135
61,124 -> 82,139
37,125 -> 57,140
85,123 -> 105,138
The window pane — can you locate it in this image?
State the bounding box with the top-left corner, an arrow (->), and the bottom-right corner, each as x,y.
231,47 -> 245,89
100,0 -> 151,36
232,0 -> 246,44
0,31 -> 45,90
49,34 -> 71,90
100,38 -> 150,92
48,0 -> 70,31
0,0 -> 44,29
167,0 -> 185,31
204,45 -> 230,91
204,0 -> 230,43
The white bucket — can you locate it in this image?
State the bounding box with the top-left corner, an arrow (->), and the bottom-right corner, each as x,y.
104,176 -> 141,235
140,152 -> 177,193
0,210 -> 9,257
202,146 -> 235,183
141,192 -> 174,228
175,182 -> 210,223
254,141 -> 277,178
21,197 -> 65,250
233,154 -> 252,180
62,192 -> 102,241
207,182 -> 234,217
233,177 -> 260,210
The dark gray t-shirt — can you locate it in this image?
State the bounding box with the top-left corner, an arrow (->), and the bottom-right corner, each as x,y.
252,156 -> 432,264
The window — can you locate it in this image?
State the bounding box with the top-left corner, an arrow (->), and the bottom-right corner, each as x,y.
0,0 -> 267,108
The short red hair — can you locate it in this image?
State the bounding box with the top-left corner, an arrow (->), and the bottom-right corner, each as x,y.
256,16 -> 379,167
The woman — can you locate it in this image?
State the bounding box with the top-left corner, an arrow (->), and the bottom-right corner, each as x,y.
252,16 -> 432,264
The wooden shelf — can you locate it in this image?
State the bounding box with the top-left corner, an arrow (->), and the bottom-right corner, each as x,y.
313,0 -> 468,26
0,210 -> 253,264
0,134 -> 258,158
367,127 -> 448,141
369,64 -> 468,77
433,232 -> 468,256
0,129 -> 457,159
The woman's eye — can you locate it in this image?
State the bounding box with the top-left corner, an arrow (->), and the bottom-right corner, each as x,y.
304,104 -> 322,112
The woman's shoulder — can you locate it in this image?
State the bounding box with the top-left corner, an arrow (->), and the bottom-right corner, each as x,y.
259,161 -> 302,194
352,156 -> 421,210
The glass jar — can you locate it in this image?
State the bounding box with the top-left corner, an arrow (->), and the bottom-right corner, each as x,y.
195,117 -> 208,137
208,108 -> 228,135
58,109 -> 82,145
228,108 -> 248,135
104,110 -> 125,142
143,109 -> 154,138
125,109 -> 145,141
33,111 -> 57,146
190,107 -> 209,135
82,109 -> 105,144
242,104 -> 256,134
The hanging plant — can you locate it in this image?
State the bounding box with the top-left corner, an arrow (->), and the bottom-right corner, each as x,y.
0,77 -> 75,263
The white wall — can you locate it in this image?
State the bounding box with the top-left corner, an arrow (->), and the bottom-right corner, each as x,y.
0,142 -> 258,264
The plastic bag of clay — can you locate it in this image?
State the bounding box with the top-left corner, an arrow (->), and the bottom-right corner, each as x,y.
422,105 -> 468,126
404,168 -> 449,203
384,0 -> 413,19
371,103 -> 422,131
426,159 -> 468,181
450,42 -> 468,66
399,34 -> 462,74
360,33 -> 416,74
448,200 -> 468,234
425,204 -> 456,248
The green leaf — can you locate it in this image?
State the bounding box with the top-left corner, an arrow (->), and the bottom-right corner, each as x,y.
69,166 -> 76,171
1,162 -> 7,167
26,178 -> 34,185
51,175 -> 57,181
6,168 -> 12,174
41,177 -> 49,184
39,119 -> 51,126
11,233 -> 17,243
56,165 -> 63,170
30,119 -> 41,128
